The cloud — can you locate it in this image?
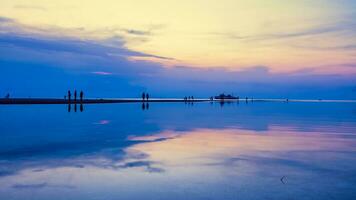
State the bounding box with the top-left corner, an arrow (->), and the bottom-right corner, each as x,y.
12,182 -> 75,189
92,71 -> 113,76
219,19 -> 356,42
122,29 -> 150,36
12,183 -> 48,189
13,5 -> 46,11
0,16 -> 355,99
291,44 -> 356,51
0,16 -> 14,23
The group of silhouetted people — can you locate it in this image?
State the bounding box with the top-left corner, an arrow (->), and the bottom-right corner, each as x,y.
142,92 -> 150,101
65,90 -> 84,113
65,90 -> 84,103
184,96 -> 194,102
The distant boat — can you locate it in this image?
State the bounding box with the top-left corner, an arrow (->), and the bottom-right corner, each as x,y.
214,93 -> 239,100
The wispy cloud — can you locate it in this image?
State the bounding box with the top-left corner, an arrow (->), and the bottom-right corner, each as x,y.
12,182 -> 75,189
91,71 -> 113,76
0,16 -> 14,23
0,16 -> 174,63
214,19 -> 356,42
13,5 -> 46,11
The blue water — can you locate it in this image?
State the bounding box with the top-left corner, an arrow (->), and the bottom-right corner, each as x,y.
0,101 -> 356,200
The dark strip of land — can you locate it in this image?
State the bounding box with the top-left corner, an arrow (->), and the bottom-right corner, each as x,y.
0,98 -> 211,105
1,98 -> 354,105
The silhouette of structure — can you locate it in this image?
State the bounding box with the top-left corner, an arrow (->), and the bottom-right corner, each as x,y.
215,93 -> 239,100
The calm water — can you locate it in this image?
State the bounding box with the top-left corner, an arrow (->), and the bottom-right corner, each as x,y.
0,101 -> 356,200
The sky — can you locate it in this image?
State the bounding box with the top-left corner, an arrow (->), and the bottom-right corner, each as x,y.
0,0 -> 355,99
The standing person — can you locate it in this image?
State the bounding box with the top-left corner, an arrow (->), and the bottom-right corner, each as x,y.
80,91 -> 84,102
68,90 -> 71,102
146,93 -> 149,101
142,92 -> 146,101
191,96 -> 194,101
74,90 -> 77,101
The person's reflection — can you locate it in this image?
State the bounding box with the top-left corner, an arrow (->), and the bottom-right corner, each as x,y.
67,103 -> 84,112
146,103 -> 149,110
220,101 -> 225,107
142,103 -> 146,110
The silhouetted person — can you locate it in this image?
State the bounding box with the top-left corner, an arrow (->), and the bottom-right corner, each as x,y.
146,93 -> 149,101
5,93 -> 10,99
142,92 -> 146,101
80,91 -> 84,102
68,103 -> 71,112
68,90 -> 71,102
74,103 -> 77,112
191,96 -> 194,101
74,90 -> 77,102
142,103 -> 146,110
64,95 -> 67,100
80,104 -> 84,112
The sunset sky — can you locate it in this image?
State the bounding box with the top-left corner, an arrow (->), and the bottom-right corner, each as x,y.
0,0 -> 355,98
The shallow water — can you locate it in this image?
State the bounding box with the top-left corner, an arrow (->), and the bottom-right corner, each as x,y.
0,101 -> 355,200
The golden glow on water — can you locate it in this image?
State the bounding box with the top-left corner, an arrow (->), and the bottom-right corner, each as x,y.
128,127 -> 356,166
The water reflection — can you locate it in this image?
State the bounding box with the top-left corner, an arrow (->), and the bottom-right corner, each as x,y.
67,103 -> 84,113
0,102 -> 355,200
141,103 -> 149,111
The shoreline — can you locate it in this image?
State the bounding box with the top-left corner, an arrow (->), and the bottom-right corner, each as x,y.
0,98 -> 355,105
0,98 -> 210,105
